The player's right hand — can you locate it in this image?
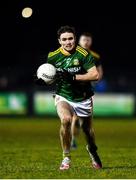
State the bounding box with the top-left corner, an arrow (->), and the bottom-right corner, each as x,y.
36,78 -> 46,85
34,75 -> 46,86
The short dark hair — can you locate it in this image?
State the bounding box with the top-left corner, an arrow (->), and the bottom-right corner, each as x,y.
57,25 -> 76,39
80,32 -> 93,38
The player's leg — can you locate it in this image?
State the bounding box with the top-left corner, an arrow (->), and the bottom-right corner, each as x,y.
79,116 -> 97,151
79,116 -> 102,169
56,101 -> 74,170
71,114 -> 80,149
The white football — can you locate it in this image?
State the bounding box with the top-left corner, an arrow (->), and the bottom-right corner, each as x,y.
37,63 -> 56,84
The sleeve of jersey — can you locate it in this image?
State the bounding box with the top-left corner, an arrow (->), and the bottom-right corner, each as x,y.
94,58 -> 101,67
83,54 -> 95,71
47,52 -> 54,65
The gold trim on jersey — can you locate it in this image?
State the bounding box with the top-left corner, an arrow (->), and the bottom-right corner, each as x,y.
90,50 -> 100,59
48,48 -> 60,58
60,47 -> 71,56
76,46 -> 88,56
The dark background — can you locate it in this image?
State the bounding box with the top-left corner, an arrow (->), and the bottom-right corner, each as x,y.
0,0 -> 136,92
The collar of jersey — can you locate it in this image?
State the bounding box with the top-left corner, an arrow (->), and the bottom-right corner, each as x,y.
60,47 -> 71,56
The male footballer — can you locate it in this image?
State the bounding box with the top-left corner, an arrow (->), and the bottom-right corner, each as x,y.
47,26 -> 102,170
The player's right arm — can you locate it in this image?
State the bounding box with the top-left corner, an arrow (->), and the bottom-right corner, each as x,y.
47,48 -> 60,65
47,48 -> 65,81
35,49 -> 60,86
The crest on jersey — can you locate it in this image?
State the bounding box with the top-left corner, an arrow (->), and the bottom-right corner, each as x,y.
73,59 -> 79,66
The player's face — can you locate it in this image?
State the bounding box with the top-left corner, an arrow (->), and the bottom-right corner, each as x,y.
79,36 -> 92,50
59,32 -> 75,52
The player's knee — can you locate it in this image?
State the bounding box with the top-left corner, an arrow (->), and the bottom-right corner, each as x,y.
61,115 -> 72,127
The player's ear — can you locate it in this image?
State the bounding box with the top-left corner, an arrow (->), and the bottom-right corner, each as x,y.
58,38 -> 61,45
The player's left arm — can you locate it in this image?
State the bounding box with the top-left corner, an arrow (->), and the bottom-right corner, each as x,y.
75,54 -> 99,81
75,66 -> 99,81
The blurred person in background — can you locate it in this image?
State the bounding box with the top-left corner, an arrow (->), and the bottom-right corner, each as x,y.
41,26 -> 102,170
79,32 -> 103,80
71,32 -> 104,149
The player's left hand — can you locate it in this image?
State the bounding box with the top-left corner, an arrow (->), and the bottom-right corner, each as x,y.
56,69 -> 76,82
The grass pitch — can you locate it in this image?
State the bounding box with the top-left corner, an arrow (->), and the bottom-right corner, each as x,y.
0,117 -> 136,178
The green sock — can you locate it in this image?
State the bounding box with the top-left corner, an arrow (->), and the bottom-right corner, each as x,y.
63,152 -> 71,159
72,138 -> 76,144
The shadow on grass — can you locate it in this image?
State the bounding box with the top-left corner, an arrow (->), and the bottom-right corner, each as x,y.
103,165 -> 136,170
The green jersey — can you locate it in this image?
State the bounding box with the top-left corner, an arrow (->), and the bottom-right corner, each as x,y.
47,45 -> 95,102
90,50 -> 101,67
